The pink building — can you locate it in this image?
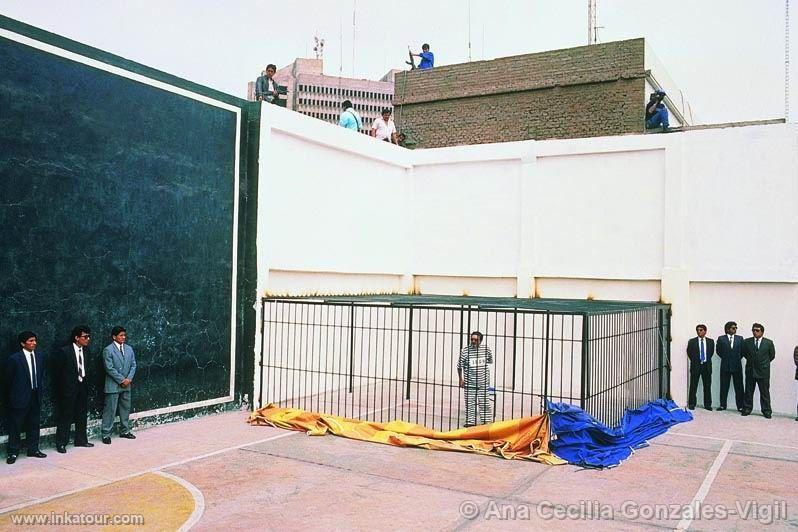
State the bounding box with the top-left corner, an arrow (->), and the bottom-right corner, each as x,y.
248,59 -> 397,132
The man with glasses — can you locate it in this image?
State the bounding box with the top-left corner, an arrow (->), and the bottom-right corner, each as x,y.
741,323 -> 775,418
715,321 -> 745,412
53,326 -> 95,453
686,324 -> 714,411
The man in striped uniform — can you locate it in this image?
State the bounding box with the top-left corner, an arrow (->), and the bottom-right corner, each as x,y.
458,331 -> 493,427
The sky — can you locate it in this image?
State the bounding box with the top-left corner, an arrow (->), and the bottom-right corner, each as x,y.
0,0 -> 793,124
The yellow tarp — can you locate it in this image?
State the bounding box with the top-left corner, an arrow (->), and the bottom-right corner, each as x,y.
248,404 -> 565,465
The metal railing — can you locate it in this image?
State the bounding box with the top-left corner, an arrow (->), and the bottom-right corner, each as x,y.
258,297 -> 670,429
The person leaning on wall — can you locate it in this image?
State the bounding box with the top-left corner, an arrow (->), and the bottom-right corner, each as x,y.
52,325 -> 95,453
101,326 -> 137,443
686,324 -> 714,411
741,323 -> 775,418
5,331 -> 47,464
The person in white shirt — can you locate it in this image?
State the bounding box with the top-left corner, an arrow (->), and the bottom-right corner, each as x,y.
371,108 -> 398,144
255,64 -> 279,103
686,324 -> 714,410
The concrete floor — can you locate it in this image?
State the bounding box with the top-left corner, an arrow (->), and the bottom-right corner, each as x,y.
0,407 -> 796,531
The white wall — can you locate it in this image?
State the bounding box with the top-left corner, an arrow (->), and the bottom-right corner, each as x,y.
255,103 -> 798,415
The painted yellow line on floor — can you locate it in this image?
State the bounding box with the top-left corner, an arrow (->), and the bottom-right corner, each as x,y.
0,472 -> 196,531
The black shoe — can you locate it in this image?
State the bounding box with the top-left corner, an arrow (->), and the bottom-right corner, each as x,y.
119,432 -> 136,440
716,406 -> 726,411
794,416 -> 798,421
102,437 -> 111,445
74,442 -> 94,448
56,446 -> 67,454
737,408 -> 744,413
741,410 -> 751,416
688,405 -> 695,410
6,455 -> 17,465
704,406 -> 713,411
27,451 -> 47,458
763,413 -> 772,419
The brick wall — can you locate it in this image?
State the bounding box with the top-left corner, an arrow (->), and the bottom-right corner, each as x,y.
394,39 -> 647,147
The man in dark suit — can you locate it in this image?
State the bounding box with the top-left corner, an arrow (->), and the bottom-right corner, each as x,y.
4,331 -> 47,464
686,324 -> 714,411
741,323 -> 775,418
101,326 -> 137,444
715,321 -> 745,412
53,325 -> 95,453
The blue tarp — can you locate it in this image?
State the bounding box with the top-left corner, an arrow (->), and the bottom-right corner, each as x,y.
547,399 -> 693,469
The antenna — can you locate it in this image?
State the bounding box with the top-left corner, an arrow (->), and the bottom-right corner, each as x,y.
339,16 -> 343,75
468,0 -> 472,61
352,0 -> 357,77
786,0 -> 791,121
313,34 -> 325,60
587,0 -> 603,44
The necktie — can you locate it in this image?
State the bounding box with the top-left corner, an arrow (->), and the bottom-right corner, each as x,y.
78,348 -> 84,382
29,352 -> 38,390
699,339 -> 706,363
119,344 -> 125,359
756,339 -> 760,350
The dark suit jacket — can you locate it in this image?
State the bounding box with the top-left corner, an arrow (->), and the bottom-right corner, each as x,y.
255,75 -> 285,100
715,334 -> 744,373
52,343 -> 87,399
687,336 -> 715,367
5,350 -> 45,409
792,345 -> 797,380
742,337 -> 775,379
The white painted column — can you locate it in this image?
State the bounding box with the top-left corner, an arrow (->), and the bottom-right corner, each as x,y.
660,134 -> 690,406
517,142 -> 538,298
403,164 -> 416,294
253,104 -> 272,409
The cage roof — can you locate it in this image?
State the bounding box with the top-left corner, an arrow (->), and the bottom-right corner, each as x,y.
263,294 -> 668,315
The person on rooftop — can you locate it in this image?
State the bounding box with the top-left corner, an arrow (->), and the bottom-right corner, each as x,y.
645,90 -> 669,131
255,64 -> 279,104
338,100 -> 362,132
371,108 -> 398,144
411,43 -> 434,70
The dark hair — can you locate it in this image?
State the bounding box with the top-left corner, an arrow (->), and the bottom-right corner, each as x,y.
470,331 -> 483,341
752,323 -> 764,332
17,330 -> 36,345
422,43 -> 430,51
342,100 -> 353,109
111,326 -> 126,337
71,325 -> 91,342
381,107 -> 392,115
266,64 -> 277,71
724,321 -> 737,333
695,324 -> 707,332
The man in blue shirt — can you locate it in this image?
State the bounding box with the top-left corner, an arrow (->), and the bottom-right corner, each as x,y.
412,43 -> 434,70
338,100 -> 362,131
645,90 -> 669,130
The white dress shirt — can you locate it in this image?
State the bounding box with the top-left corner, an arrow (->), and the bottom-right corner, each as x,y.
73,343 -> 85,381
22,349 -> 36,388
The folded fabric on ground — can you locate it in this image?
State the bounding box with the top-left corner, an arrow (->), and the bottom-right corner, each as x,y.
547,399 -> 692,469
248,404 -> 565,465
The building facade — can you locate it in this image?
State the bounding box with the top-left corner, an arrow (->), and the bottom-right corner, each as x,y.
393,39 -> 690,148
248,58 -> 395,132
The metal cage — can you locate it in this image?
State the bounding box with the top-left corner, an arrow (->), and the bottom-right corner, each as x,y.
258,295 -> 670,428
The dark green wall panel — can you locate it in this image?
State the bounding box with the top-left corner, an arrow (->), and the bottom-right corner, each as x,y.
0,32 -> 246,434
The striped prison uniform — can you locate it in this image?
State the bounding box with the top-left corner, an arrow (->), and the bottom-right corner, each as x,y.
458,344 -> 493,426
